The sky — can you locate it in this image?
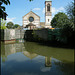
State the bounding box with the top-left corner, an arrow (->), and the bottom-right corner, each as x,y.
3,0 -> 73,26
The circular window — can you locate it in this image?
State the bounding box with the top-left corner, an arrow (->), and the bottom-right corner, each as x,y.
29,17 -> 34,22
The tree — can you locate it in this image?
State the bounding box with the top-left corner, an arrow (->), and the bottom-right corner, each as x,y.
13,24 -> 20,28
6,22 -> 14,29
0,19 -> 7,29
66,1 -> 74,30
0,0 -> 10,12
0,0 -> 10,19
51,12 -> 73,44
65,1 -> 75,46
51,12 -> 70,28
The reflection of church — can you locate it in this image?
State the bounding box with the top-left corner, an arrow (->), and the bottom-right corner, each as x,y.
23,0 -> 52,30
2,42 -> 52,67
45,57 -> 52,67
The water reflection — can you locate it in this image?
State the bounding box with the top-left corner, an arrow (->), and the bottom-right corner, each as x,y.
54,61 -> 74,75
1,41 -> 74,75
45,57 -> 51,67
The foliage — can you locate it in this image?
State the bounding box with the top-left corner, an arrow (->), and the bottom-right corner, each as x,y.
0,0 -> 10,19
13,24 -> 20,28
65,2 -> 74,30
61,24 -> 73,37
6,22 -> 14,29
0,19 -> 7,29
29,0 -> 33,1
51,1 -> 74,45
51,12 -> 70,28
66,2 -> 74,21
0,0 -> 10,11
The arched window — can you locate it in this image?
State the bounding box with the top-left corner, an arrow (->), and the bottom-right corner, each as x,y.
47,4 -> 50,11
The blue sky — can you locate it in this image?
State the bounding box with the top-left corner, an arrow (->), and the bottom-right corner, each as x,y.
4,0 -> 73,26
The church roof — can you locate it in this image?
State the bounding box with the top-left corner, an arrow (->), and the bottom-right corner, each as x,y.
23,11 -> 40,18
23,51 -> 38,59
25,23 -> 36,27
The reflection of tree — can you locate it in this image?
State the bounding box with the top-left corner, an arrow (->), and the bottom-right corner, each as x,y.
2,55 -> 7,62
24,41 -> 74,63
54,61 -> 74,75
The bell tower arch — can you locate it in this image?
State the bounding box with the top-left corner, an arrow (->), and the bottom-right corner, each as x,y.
45,0 -> 52,28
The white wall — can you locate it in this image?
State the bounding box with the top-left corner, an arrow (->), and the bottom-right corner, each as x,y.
45,16 -> 52,25
23,11 -> 40,28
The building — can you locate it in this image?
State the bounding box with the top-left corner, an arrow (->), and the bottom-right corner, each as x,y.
23,11 -> 40,30
22,0 -> 52,29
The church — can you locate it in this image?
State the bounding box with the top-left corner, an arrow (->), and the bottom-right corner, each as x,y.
22,0 -> 52,30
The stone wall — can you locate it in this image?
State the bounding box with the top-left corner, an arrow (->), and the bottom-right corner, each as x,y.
34,28 -> 48,41
0,29 -> 26,42
25,28 -> 49,41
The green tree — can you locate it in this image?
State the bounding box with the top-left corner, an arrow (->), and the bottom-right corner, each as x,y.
6,22 -> 14,29
0,19 -> 7,29
0,0 -> 10,12
0,0 -> 10,19
13,24 -> 20,28
65,1 -> 75,46
66,1 -> 74,30
51,12 -> 70,28
51,12 -> 74,44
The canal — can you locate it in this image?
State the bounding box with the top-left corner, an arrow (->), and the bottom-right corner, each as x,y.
1,41 -> 74,75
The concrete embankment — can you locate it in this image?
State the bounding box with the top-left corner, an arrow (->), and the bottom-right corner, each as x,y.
0,29 -> 25,44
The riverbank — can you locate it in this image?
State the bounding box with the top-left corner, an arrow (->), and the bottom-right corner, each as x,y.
25,28 -> 75,49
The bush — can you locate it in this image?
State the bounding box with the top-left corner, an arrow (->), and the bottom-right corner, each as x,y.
0,18 -> 7,29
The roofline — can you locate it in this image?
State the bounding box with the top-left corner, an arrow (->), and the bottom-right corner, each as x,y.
45,0 -> 52,2
22,11 -> 40,18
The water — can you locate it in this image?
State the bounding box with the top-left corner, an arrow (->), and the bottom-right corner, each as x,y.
1,41 -> 74,75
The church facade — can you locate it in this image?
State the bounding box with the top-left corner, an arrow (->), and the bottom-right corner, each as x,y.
23,0 -> 52,29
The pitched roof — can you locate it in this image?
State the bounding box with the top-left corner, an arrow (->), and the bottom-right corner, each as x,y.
25,23 -> 36,27
23,51 -> 38,59
23,11 -> 40,18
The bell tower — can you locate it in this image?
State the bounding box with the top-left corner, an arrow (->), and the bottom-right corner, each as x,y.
45,0 -> 52,28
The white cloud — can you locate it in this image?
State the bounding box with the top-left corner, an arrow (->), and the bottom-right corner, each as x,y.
52,7 -> 65,18
40,66 -> 51,72
6,17 -> 16,23
58,7 -> 65,11
52,7 -> 64,14
33,8 -> 41,11
42,7 -> 64,15
52,7 -> 56,14
6,17 -> 22,25
42,8 -> 45,14
16,21 -> 22,25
